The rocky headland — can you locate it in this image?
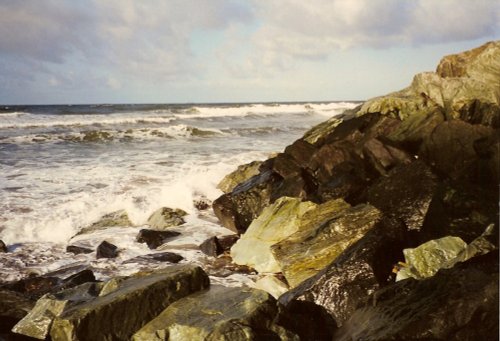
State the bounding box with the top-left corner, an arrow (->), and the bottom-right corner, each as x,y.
1,41 -> 499,340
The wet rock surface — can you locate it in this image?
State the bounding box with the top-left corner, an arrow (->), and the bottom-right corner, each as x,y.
76,210 -> 132,236
136,229 -> 181,249
147,207 -> 187,230
96,240 -> 119,259
0,239 -> 7,252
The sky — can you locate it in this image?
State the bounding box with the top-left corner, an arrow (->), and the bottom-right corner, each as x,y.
0,0 -> 499,105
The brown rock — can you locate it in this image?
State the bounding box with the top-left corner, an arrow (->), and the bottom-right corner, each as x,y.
96,240 -> 118,259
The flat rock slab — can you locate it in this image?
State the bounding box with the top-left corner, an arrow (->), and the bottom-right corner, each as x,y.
50,265 -> 209,341
133,285 -> 296,341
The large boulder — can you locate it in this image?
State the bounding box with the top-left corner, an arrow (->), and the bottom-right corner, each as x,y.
280,217 -> 408,326
335,252 -> 499,340
217,160 -> 263,193
271,203 -> 382,288
132,286 -> 298,341
230,197 -> 316,273
50,265 -> 209,341
0,289 -> 34,334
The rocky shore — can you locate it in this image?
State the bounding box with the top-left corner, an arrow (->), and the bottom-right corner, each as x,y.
1,42 -> 499,340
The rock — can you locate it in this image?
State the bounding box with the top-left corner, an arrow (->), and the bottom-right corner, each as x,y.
280,217 -> 408,325
66,245 -> 93,255
253,275 -> 289,299
420,120 -> 495,181
50,265 -> 209,341
132,285 -> 297,341
96,240 -> 118,259
230,197 -> 316,273
136,229 -> 181,249
4,276 -> 59,300
203,255 -> 256,278
124,252 -> 184,264
335,252 -> 499,340
147,207 -> 187,230
0,239 -> 7,252
59,269 -> 96,290
199,235 -> 239,257
366,160 -> 439,231
271,203 -> 382,288
199,236 -> 222,257
213,170 -> 281,234
396,225 -> 497,281
193,197 -> 211,210
302,116 -> 343,144
12,282 -> 101,340
216,160 -> 263,193
77,210 -> 132,235
0,289 -> 34,333
283,139 -> 317,168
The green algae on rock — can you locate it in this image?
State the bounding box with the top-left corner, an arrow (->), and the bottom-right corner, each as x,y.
50,265 -> 209,341
272,203 -> 382,288
230,197 -> 316,273
133,285 -> 298,341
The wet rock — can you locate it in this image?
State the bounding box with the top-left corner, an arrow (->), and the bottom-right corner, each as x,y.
136,229 -> 181,249
366,160 -> 439,231
66,244 -> 93,255
213,170 -> 281,234
0,289 -> 34,333
272,203 -> 382,288
96,240 -> 118,259
231,197 -> 316,273
283,139 -> 317,168
59,269 -> 96,290
147,207 -> 187,230
4,276 -> 59,300
193,197 -> 211,210
280,217 -> 408,325
335,252 -> 499,340
203,255 -> 256,278
50,265 -> 209,341
253,275 -> 289,299
0,239 -> 7,252
420,120 -> 496,182
132,285 -> 297,341
77,210 -> 132,235
199,234 -> 239,257
272,153 -> 302,179
124,252 -> 184,264
302,115 -> 343,144
199,236 -> 222,257
217,160 -> 263,193
12,282 -> 101,340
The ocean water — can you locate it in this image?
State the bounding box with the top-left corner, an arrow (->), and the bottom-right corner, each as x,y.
0,102 -> 357,285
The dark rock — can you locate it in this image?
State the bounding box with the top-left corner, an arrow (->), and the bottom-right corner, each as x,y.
272,153 -> 302,179
280,217 -> 408,326
367,160 -> 439,231
213,170 -> 281,234
420,120 -> 495,181
4,276 -> 59,300
149,252 -> 183,263
136,229 -> 181,249
335,252 -> 499,340
362,137 -> 413,176
50,265 -> 209,341
283,139 -> 317,168
0,289 -> 34,333
133,285 -> 297,340
0,240 -> 7,252
199,236 -> 222,257
66,245 -> 93,255
203,255 -> 256,278
96,240 -> 118,259
217,234 -> 239,251
59,269 -> 96,290
277,300 -> 337,341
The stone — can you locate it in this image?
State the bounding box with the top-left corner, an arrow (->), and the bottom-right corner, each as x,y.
335,252 -> 499,340
147,207 -> 187,230
0,239 -> 7,252
420,120 -> 495,181
230,197 -> 316,273
0,289 -> 34,334
253,275 -> 289,299
122,252 -> 184,264
132,285 -> 297,341
58,269 -> 96,291
193,197 -> 211,210
272,203 -> 382,288
302,116 -> 343,144
366,160 -> 439,231
216,234 -> 239,251
199,236 -> 222,257
4,276 -> 59,300
96,240 -> 118,259
283,139 -> 317,168
203,255 -> 256,278
12,282 -> 101,340
272,153 -> 302,179
216,160 -> 263,193
280,217 -> 408,326
50,265 -> 209,341
136,229 -> 181,249
77,209 -> 132,235
66,245 -> 93,255
213,170 -> 281,234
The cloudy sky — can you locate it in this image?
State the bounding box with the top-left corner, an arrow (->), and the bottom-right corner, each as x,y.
1,0 -> 499,104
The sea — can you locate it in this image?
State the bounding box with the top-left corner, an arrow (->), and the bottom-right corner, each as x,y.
0,102 -> 358,286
